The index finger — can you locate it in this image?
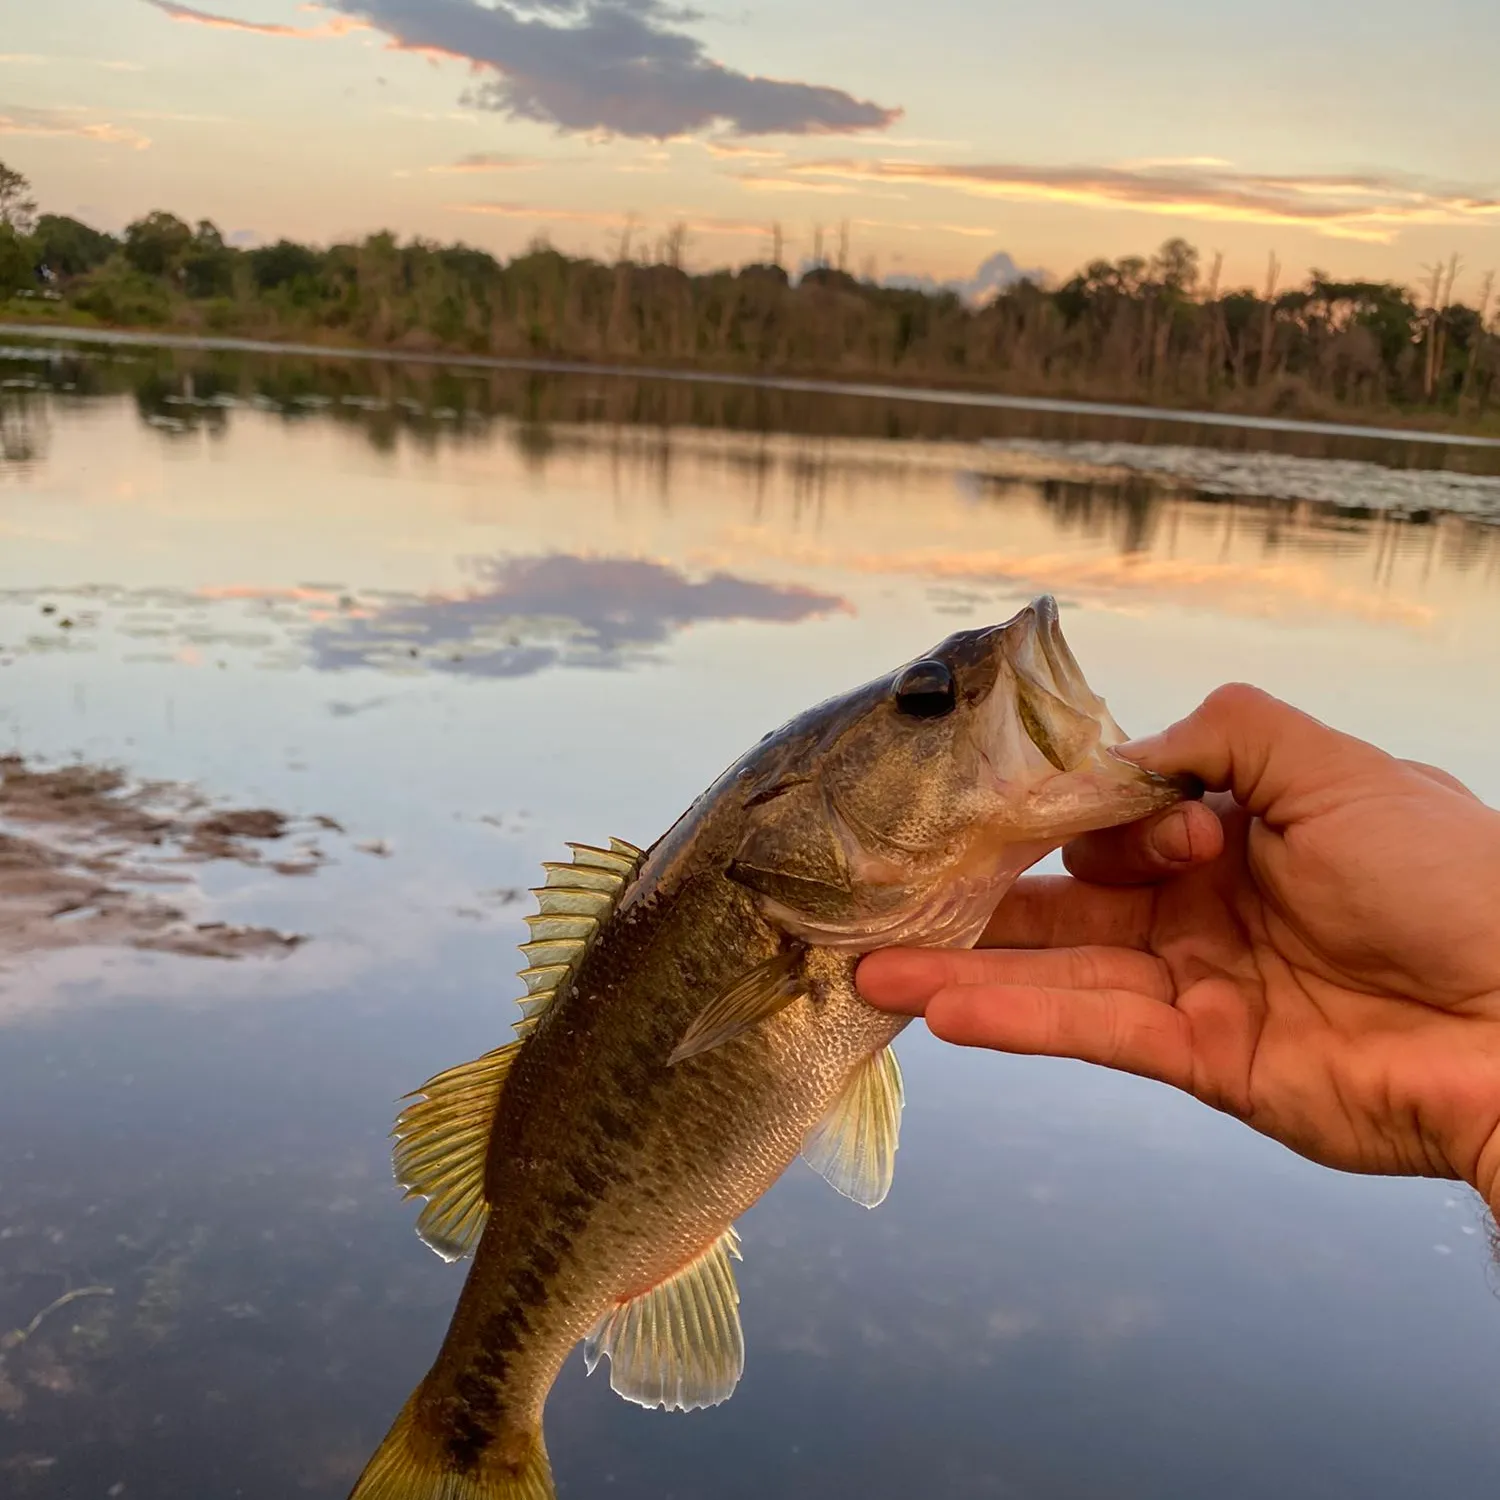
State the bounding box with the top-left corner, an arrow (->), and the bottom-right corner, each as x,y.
979,874 -> 1157,951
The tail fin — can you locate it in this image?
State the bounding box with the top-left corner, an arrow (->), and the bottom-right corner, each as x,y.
348,1395 -> 554,1500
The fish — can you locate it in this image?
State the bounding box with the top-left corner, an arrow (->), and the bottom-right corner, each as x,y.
349,595 -> 1195,1500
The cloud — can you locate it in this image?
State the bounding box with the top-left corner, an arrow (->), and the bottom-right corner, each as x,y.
677,214 -> 774,237
448,200 -> 624,224
0,54 -> 146,70
885,249 -> 1048,302
1116,155 -> 1234,171
143,0 -> 367,39
121,108 -> 233,122
736,174 -> 885,197
326,0 -> 899,139
305,553 -> 848,676
0,106 -> 150,149
429,152 -> 542,173
700,140 -> 786,161
775,158 -> 1500,243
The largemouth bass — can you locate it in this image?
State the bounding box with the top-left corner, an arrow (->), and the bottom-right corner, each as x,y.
351,596 -> 1194,1500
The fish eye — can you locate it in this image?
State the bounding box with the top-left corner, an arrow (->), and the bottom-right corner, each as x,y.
893,660 -> 956,719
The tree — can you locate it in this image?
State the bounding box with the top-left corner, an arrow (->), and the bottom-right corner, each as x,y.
248,238 -> 323,291
33,214 -> 116,278
180,218 -> 235,297
0,226 -> 33,297
123,211 -> 194,277
0,161 -> 37,235
1151,237 -> 1200,295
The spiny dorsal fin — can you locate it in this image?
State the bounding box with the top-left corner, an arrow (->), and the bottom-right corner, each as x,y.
393,836 -> 645,1262
583,1226 -> 744,1412
668,947 -> 806,1065
802,1044 -> 904,1208
393,1042 -> 520,1261
515,837 -> 645,1040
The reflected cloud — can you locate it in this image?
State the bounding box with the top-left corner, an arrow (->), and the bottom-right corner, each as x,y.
306,553 -> 850,676
709,527 -> 1440,628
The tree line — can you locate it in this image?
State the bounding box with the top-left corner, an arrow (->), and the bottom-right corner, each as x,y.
1,160 -> 1495,430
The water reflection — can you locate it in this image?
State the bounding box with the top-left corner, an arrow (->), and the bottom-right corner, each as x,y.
306,555 -> 848,677
1,348 -> 1499,1500
5,337 -> 1500,489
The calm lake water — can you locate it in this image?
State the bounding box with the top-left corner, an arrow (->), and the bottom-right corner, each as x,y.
2,342 -> 1499,1500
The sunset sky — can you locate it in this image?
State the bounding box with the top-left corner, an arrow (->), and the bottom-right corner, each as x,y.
3,0 -> 1498,296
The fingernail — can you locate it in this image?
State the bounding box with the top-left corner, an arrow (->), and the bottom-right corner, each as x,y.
1146,806 -> 1194,864
1114,732 -> 1164,764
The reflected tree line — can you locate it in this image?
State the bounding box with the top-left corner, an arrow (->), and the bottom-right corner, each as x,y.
2,159 -> 1498,434
2,342 -> 1496,588
5,340 -> 1500,479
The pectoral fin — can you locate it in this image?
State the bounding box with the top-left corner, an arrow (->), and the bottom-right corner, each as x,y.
802,1044 -> 904,1208
668,948 -> 806,1065
584,1227 -> 744,1412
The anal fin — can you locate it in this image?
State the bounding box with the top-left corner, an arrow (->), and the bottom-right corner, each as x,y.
584,1227 -> 744,1412
802,1044 -> 904,1208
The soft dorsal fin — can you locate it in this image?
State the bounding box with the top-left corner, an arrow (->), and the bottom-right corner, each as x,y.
583,1227 -> 744,1412
393,836 -> 646,1261
802,1044 -> 904,1208
393,1041 -> 520,1261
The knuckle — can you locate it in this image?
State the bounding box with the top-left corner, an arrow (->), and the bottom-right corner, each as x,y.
1200,681 -> 1270,723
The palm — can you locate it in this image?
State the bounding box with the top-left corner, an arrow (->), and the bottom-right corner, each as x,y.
1120,808 -> 1480,1181
967,790 -> 1500,1191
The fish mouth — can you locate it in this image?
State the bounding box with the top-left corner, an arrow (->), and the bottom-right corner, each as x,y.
985,595 -> 1200,834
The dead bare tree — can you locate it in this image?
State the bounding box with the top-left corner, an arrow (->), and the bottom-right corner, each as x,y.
1460,269 -> 1495,409
1255,251 -> 1280,387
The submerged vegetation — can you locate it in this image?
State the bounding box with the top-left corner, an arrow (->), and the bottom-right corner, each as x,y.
1,161 -> 1497,432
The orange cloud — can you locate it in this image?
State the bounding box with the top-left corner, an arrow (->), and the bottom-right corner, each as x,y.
737,175 -> 887,198
448,201 -> 627,225
428,153 -> 542,174
0,107 -> 150,149
761,158 -> 1500,243
700,141 -> 787,161
143,0 -> 367,39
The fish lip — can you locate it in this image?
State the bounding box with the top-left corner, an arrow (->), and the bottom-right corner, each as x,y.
990,597 -> 1198,817
999,594 -> 1123,768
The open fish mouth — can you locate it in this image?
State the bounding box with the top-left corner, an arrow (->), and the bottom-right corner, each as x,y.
983,593 -> 1199,831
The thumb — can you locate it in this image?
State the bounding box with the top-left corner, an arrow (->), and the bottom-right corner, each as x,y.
1114,684 -> 1391,828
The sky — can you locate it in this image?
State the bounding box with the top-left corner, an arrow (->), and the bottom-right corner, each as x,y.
2,0 -> 1498,296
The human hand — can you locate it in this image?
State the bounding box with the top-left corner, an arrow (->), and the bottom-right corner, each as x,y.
858,685 -> 1500,1218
